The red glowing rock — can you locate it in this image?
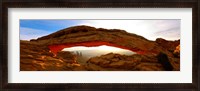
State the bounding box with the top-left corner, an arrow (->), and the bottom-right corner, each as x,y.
48,41 -> 146,54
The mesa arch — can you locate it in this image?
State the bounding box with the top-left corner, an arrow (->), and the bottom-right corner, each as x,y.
48,41 -> 147,55
33,25 -> 174,56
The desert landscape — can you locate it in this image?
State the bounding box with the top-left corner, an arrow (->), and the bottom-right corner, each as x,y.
20,25 -> 180,71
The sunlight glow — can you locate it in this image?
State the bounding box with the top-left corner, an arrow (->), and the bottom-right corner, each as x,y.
98,45 -> 130,52
62,45 -> 135,58
63,45 -> 131,52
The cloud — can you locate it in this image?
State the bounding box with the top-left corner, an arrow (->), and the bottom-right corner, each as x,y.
20,27 -> 52,40
77,20 -> 180,40
153,27 -> 180,40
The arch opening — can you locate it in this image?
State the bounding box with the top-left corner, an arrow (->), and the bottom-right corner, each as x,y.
48,41 -> 147,55
48,41 -> 149,64
64,45 -> 135,57
61,45 -> 136,64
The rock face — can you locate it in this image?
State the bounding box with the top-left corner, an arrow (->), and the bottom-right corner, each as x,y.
173,45 -> 180,57
20,40 -> 86,71
57,51 -> 77,63
20,25 -> 180,71
86,53 -> 164,71
86,52 -> 179,71
156,38 -> 180,52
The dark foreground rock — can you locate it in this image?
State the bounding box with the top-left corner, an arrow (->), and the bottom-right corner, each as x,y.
157,52 -> 173,71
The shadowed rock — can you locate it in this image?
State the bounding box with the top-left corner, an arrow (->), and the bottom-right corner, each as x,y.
157,52 -> 173,71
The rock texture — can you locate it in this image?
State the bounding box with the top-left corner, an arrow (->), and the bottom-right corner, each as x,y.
156,38 -> 180,52
86,53 -> 179,71
86,53 -> 164,71
57,51 -> 77,63
20,25 -> 180,71
20,40 -> 86,71
173,45 -> 180,57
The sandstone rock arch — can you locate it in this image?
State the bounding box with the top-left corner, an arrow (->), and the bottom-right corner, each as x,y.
33,25 -> 173,56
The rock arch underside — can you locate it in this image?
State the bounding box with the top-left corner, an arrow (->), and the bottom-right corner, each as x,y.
20,26 -> 180,71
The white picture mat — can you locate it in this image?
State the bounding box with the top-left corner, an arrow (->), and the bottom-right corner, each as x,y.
8,8 -> 192,83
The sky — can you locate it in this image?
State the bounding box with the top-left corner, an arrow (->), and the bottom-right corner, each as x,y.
20,20 -> 180,41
